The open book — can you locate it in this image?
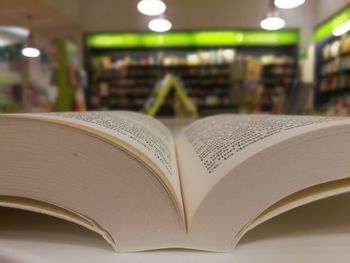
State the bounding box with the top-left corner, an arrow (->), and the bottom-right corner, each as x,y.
1,112 -> 350,252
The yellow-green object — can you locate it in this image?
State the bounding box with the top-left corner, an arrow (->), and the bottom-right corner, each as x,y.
56,39 -> 74,111
145,74 -> 198,118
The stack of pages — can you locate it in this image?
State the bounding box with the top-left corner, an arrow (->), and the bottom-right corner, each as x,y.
0,112 -> 350,252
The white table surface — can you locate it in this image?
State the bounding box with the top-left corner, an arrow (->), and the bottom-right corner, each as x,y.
1,191 -> 350,263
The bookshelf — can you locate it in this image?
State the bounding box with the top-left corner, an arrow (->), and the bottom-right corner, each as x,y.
84,31 -> 299,116
86,50 -> 299,116
90,64 -> 234,112
260,59 -> 298,113
87,50 -> 236,116
315,32 -> 350,115
314,5 -> 350,115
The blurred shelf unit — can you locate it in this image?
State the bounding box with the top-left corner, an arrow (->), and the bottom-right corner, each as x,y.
260,56 -> 298,112
0,71 -> 21,112
86,49 -> 236,115
84,30 -> 299,116
315,32 -> 350,115
230,46 -> 298,114
314,5 -> 350,115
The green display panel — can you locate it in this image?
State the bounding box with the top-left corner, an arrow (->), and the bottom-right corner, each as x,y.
315,5 -> 350,41
85,30 -> 299,48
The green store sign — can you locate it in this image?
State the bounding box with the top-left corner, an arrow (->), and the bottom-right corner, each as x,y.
85,30 -> 299,48
315,5 -> 350,41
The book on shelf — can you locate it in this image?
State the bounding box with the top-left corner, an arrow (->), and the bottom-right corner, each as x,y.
1,112 -> 350,252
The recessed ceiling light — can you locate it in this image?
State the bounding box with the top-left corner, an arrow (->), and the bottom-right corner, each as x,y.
260,16 -> 286,30
274,0 -> 305,9
137,0 -> 166,16
332,20 -> 350,36
21,47 -> 40,58
148,18 -> 172,32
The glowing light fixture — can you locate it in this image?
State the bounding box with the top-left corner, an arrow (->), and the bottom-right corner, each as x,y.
21,15 -> 40,58
137,0 -> 166,16
0,26 -> 29,38
148,18 -> 172,32
274,0 -> 305,9
260,10 -> 285,30
21,32 -> 41,58
332,20 -> 350,36
21,46 -> 40,58
260,16 -> 285,30
0,26 -> 29,47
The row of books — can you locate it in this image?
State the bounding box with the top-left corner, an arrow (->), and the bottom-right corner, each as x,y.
321,55 -> 350,76
322,33 -> 350,61
316,32 -> 350,113
92,49 -> 236,69
320,74 -> 350,92
324,94 -> 350,116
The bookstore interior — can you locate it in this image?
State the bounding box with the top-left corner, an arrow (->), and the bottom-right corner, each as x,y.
0,0 -> 349,118
2,0 -> 350,261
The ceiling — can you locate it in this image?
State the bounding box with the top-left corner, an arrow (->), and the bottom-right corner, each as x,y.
0,0 -> 348,35
0,0 -> 81,34
79,0 -> 317,32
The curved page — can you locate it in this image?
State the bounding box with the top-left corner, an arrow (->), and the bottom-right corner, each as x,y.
14,111 -> 183,215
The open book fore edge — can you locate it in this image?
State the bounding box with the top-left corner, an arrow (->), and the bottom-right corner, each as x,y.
0,195 -> 117,250
2,178 -> 350,253
233,177 -> 350,247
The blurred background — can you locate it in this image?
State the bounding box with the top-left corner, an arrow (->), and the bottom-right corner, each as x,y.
0,0 -> 349,117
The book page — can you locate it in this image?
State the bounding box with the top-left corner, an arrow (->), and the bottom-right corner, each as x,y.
176,114 -> 349,222
0,112 -> 188,251
17,111 -> 183,209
